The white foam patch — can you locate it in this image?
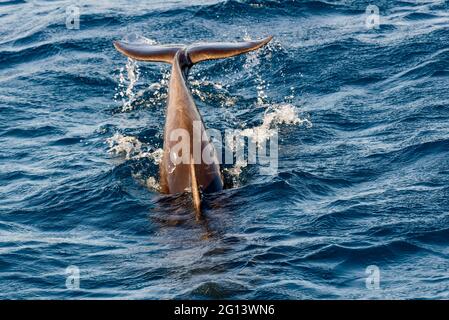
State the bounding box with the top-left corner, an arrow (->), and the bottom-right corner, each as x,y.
132,173 -> 161,192
224,104 -> 311,183
107,133 -> 163,163
107,133 -> 163,191
242,103 -> 312,144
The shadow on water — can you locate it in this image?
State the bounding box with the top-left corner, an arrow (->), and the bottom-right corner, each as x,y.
151,191 -> 230,241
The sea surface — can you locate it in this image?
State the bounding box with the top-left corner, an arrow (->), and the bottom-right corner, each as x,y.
1,0 -> 449,299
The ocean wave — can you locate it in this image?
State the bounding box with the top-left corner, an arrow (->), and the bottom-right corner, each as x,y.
1,0 -> 448,299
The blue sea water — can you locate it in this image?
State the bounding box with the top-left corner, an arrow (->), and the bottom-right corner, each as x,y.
1,0 -> 449,299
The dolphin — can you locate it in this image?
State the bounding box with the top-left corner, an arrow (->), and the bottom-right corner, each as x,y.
113,36 -> 273,218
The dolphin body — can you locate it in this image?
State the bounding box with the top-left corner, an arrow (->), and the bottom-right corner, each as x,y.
114,36 -> 272,217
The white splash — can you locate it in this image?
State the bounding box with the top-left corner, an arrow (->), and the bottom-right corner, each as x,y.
144,68 -> 171,107
223,158 -> 248,187
115,58 -> 140,112
132,173 -> 161,192
115,63 -> 169,112
107,133 -> 162,164
225,104 -> 312,182
243,33 -> 269,105
144,176 -> 160,191
107,133 -> 163,191
242,103 -> 311,144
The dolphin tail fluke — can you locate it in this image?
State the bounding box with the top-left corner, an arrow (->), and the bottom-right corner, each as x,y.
113,41 -> 182,63
187,36 -> 273,64
113,36 -> 273,64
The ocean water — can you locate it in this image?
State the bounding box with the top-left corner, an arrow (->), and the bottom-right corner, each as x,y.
1,0 -> 449,299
